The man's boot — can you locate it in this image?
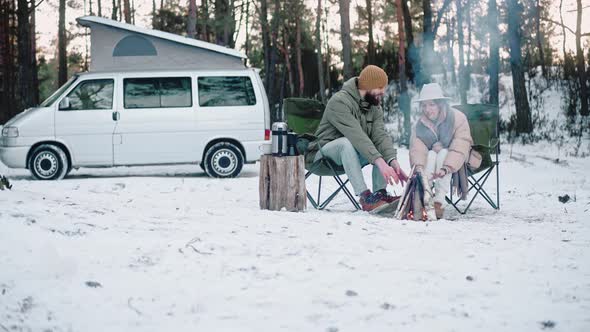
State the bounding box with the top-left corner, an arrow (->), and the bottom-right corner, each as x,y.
359,190 -> 389,213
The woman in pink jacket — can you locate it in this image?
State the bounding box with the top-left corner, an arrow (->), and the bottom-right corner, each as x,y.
410,83 -> 474,219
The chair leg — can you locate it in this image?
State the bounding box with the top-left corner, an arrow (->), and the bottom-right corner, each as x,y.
305,162 -> 360,211
446,165 -> 499,214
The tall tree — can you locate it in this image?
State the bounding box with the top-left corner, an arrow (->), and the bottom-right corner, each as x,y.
507,0 -> 532,134
465,0 -> 471,90
267,0 -> 281,116
214,0 -> 235,47
339,0 -> 353,80
97,0 -> 102,16
401,0 -> 416,81
187,0 -> 197,38
201,0 -> 210,41
456,0 -> 466,104
366,0 -> 375,65
17,0 -> 33,110
575,0 -> 589,116
111,0 -> 117,20
244,0 -> 250,63
152,0 -> 157,27
123,0 -> 131,23
295,3 -> 303,96
58,0 -> 67,86
31,0 -> 38,105
488,0 -> 500,105
259,0 -> 271,90
396,0 -> 411,145
316,0 -> 326,103
559,0 -> 566,61
535,0 -> 546,77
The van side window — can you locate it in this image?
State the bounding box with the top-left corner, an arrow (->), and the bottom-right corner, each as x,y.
198,76 -> 256,107
124,77 -> 192,109
60,79 -> 114,111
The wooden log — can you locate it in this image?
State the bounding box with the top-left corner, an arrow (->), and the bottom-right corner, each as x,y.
259,155 -> 306,212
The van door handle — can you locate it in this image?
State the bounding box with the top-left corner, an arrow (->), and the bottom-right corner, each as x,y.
112,111 -> 120,121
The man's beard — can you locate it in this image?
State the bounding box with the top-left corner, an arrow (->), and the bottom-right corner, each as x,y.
365,92 -> 381,106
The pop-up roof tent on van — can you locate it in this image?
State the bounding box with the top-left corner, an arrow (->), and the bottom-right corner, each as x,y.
76,16 -> 247,72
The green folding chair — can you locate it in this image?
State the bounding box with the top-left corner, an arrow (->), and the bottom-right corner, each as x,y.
446,104 -> 500,214
284,97 -> 361,210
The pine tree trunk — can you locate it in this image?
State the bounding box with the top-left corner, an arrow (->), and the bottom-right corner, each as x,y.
575,0 -> 589,116
58,0 -> 67,86
535,0 -> 546,77
17,0 -> 32,110
366,0 -> 375,65
339,0 -> 353,80
260,0 -> 271,90
396,0 -> 411,146
324,1 -> 331,96
31,3 -> 38,105
188,0 -> 197,38
118,0 -> 122,22
401,0 -> 415,82
267,0 -> 281,120
559,0 -> 566,63
456,0 -> 467,104
281,30 -> 294,97
0,0 -> 14,123
123,0 -> 131,23
465,0 -> 472,90
90,0 -> 94,15
508,0 -> 532,134
202,0 -> 210,42
131,0 -> 135,24
151,0 -> 156,28
295,14 -> 304,96
244,0 -> 250,64
97,0 -> 102,16
316,0 -> 326,104
488,0 -> 500,105
111,0 -> 117,20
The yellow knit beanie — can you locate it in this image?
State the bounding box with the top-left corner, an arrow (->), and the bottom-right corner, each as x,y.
358,65 -> 388,90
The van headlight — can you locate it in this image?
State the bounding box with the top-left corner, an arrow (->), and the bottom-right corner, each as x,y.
1,126 -> 19,137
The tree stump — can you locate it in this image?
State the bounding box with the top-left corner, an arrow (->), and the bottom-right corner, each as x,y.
259,155 -> 306,212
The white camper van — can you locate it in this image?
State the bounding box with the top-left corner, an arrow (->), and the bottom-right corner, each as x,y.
0,16 -> 273,180
0,69 -> 271,179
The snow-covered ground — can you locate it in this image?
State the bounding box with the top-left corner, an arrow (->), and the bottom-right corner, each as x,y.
1,144 -> 589,332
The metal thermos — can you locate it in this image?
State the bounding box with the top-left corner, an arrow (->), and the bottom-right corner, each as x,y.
287,131 -> 298,156
271,122 -> 288,156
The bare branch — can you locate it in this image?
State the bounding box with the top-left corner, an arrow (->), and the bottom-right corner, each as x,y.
542,17 -> 575,34
567,5 -> 590,12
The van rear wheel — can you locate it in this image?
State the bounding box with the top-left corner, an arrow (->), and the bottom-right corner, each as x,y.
203,142 -> 244,178
28,144 -> 69,180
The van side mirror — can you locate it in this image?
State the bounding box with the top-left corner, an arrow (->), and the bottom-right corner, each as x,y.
59,97 -> 71,110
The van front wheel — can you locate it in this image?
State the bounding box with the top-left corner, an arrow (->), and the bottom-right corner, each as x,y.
28,144 -> 69,180
203,142 -> 244,178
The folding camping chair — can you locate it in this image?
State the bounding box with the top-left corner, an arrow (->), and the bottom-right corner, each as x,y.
283,97 -> 361,211
446,104 -> 500,214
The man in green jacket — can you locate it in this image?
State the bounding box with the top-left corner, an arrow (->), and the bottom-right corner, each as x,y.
306,65 -> 408,212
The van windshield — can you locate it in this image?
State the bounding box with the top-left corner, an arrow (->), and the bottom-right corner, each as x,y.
40,75 -> 79,107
